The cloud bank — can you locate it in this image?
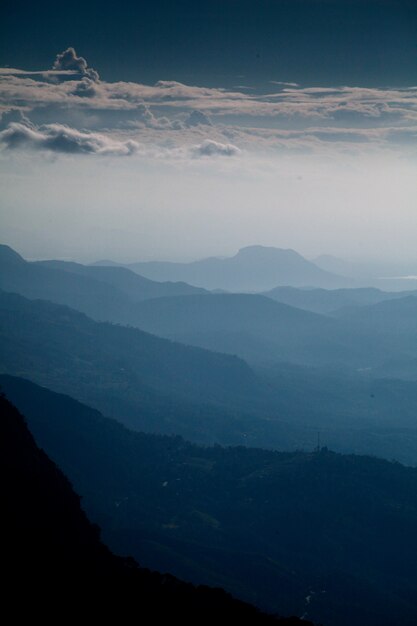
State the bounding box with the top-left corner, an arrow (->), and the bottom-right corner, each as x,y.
191,139 -> 240,157
0,122 -> 138,155
0,48 -> 416,160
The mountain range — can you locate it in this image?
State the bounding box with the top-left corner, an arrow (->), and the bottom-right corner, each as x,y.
2,238 -> 417,623
4,243 -> 417,374
2,375 -> 416,626
124,291 -> 417,373
2,289 -> 417,464
262,285 -> 417,315
0,243 -> 207,324
1,389 -> 295,624
94,245 -> 353,291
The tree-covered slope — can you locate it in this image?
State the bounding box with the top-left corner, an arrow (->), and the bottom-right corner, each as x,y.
2,376 -> 417,626
0,390 -> 302,625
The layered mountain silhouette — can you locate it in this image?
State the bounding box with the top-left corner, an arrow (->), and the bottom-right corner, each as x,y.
1,390 -> 298,624
127,292 -> 415,370
2,376 -> 417,626
105,245 -> 353,291
0,288 -> 262,420
334,294 -> 417,333
262,286 -> 416,315
131,292 -> 342,365
2,290 -> 417,464
3,244 -> 416,373
0,243 -> 207,323
332,295 -> 417,379
37,257 -> 208,300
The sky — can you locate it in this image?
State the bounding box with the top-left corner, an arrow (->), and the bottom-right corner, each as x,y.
1,0 -> 417,263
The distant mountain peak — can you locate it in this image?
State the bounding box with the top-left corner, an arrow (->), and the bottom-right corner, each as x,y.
90,259 -> 123,267
235,246 -> 301,260
123,244 -> 352,291
0,244 -> 25,265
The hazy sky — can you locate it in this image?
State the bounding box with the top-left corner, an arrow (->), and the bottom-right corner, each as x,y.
1,0 -> 416,263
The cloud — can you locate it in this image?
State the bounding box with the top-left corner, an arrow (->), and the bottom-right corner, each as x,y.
270,81 -> 300,87
1,49 -> 417,159
122,103 -> 185,130
134,103 -> 180,129
185,110 -> 212,127
0,122 -> 138,155
70,78 -> 99,98
2,59 -> 417,128
191,139 -> 240,157
0,108 -> 33,129
53,48 -> 99,81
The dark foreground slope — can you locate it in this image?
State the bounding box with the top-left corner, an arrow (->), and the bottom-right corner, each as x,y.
3,376 -> 417,626
0,391 -> 300,625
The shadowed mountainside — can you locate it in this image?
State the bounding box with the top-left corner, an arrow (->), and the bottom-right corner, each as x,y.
0,243 -> 207,323
127,292 -> 415,371
2,290 -> 417,464
1,390 -> 297,624
0,289 -> 265,432
2,376 -> 417,626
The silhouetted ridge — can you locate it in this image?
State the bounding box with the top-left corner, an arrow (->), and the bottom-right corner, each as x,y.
1,391 -> 113,577
0,243 -> 209,329
37,258 -> 209,301
2,289 -> 417,465
236,245 -> 309,261
126,245 -> 352,290
262,285 -> 416,314
0,243 -> 25,265
2,376 -> 417,626
1,391 -> 305,624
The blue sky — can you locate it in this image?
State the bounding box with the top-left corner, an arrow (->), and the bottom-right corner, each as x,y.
2,0 -> 417,88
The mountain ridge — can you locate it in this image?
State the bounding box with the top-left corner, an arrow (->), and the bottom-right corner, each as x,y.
2,375 -> 416,626
118,245 -> 354,291
2,289 -> 417,464
0,244 -> 208,324
1,389 -> 295,624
